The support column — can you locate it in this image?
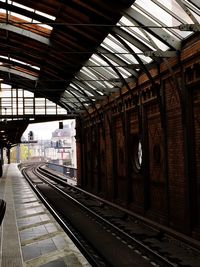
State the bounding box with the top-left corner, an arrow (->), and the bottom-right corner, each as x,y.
182,76 -> 193,234
0,146 -> 3,177
75,118 -> 84,187
16,144 -> 21,163
7,148 -> 10,164
161,80 -> 170,225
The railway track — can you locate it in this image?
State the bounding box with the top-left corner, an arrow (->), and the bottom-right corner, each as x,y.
19,162 -> 200,267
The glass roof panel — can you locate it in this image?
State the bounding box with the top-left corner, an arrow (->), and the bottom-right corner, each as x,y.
0,8 -> 5,13
119,17 -> 149,41
81,67 -> 99,80
136,0 -> 180,26
68,85 -> 87,101
0,55 -> 40,71
91,63 -> 132,81
156,0 -> 194,23
12,2 -> 34,12
91,54 -> 108,66
189,0 -> 200,9
88,57 -> 107,67
89,57 -> 119,78
32,19 -> 53,30
118,23 -> 155,51
190,9 -> 200,23
35,10 -> 56,21
86,68 -> 116,90
98,67 -> 117,78
120,36 -> 152,63
87,67 -> 109,82
103,35 -> 127,53
83,82 -> 99,91
184,0 -> 200,14
102,35 -> 137,64
147,33 -> 172,50
79,68 -> 116,91
130,4 -> 162,27
131,1 -> 196,39
117,67 -> 132,78
67,0 -> 200,109
96,89 -> 104,95
72,81 -> 95,97
118,17 -> 170,51
77,85 -> 96,97
0,2 -> 55,34
10,12 -> 32,22
70,83 -> 79,90
101,43 -> 136,64
104,81 -> 114,88
130,4 -> 183,40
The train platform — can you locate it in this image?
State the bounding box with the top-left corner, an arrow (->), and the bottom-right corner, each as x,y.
0,163 -> 91,267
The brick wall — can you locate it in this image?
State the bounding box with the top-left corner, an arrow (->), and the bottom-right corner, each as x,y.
76,35 -> 200,239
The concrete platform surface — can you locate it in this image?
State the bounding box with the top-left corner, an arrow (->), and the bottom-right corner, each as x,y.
0,164 -> 91,267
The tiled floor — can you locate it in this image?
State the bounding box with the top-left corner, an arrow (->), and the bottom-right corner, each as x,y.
0,164 -> 91,267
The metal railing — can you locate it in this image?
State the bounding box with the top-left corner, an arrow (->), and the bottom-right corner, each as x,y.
47,162 -> 77,180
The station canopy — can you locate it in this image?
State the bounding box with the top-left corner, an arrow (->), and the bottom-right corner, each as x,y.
0,0 -> 200,144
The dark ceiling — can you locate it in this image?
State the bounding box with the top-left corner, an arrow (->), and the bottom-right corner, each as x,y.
0,0 -> 199,145
0,0 -> 133,101
0,0 -> 133,145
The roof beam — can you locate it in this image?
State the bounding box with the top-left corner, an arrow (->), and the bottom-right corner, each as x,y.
124,8 -> 181,50
0,2 -> 54,25
0,23 -> 50,45
0,66 -> 38,80
190,0 -> 200,9
97,47 -> 138,77
113,27 -> 154,53
175,0 -> 199,23
73,79 -> 105,99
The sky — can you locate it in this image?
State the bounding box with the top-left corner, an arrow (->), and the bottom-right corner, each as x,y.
22,120 -> 74,140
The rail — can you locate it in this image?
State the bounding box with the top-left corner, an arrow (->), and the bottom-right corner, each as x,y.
20,163 -> 200,267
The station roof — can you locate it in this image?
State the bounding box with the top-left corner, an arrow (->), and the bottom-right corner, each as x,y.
0,0 -> 200,145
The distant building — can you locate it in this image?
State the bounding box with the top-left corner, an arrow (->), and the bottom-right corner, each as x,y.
70,120 -> 77,168
18,120 -> 77,168
50,124 -> 72,165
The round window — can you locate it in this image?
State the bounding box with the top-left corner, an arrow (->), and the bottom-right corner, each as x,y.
135,140 -> 142,170
130,136 -> 143,173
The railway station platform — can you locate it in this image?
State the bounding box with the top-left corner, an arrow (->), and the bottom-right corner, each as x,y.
0,163 -> 91,267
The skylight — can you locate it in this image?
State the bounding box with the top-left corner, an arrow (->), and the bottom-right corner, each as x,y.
101,42 -> 135,65
35,10 -> 56,21
131,0 -> 193,40
12,2 -> 33,12
136,0 -> 179,27
0,1 -> 56,32
80,68 -> 98,80
10,12 -> 32,22
0,56 -> 40,71
19,0 -> 190,111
